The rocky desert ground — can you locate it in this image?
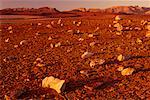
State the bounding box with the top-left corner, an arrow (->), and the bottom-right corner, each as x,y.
0,13 -> 150,99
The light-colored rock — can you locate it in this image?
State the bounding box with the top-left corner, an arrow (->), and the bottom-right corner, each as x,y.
48,36 -> 52,40
78,38 -> 84,41
145,24 -> 150,31
8,26 -> 12,30
46,24 -> 52,28
146,31 -> 150,37
50,43 -> 54,48
57,18 -> 62,24
117,54 -> 125,61
14,45 -> 18,48
81,51 -> 94,59
51,21 -> 55,25
5,38 -> 9,43
20,40 -> 26,45
42,76 -> 65,93
121,68 -> 135,76
115,15 -> 122,21
116,31 -> 122,35
77,21 -> 82,26
38,23 -> 42,26
88,34 -> 94,38
9,31 -> 13,33
117,66 -> 124,71
90,59 -> 105,67
55,42 -> 61,47
89,42 -> 95,46
136,38 -> 142,44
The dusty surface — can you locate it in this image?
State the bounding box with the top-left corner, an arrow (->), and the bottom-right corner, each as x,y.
0,14 -> 150,99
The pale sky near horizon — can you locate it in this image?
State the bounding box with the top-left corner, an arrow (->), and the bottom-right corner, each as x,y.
0,0 -> 150,11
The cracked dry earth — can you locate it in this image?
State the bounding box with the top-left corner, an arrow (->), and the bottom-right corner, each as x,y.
0,14 -> 150,99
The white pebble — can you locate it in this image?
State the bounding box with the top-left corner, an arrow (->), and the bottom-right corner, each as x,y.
81,51 -> 94,59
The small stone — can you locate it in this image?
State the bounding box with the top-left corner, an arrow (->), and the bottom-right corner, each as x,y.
89,42 -> 95,46
145,24 -> 150,31
113,21 -> 118,24
117,66 -> 124,71
60,23 -> 63,26
20,40 -> 26,45
94,27 -> 99,32
115,15 -> 122,21
14,45 -> 18,48
55,42 -> 61,47
116,31 -> 122,35
57,18 -> 62,24
109,24 -> 112,27
67,29 -> 73,33
4,95 -> 10,100
90,59 -> 105,67
84,85 -> 93,91
42,76 -> 65,93
134,27 -> 141,31
46,24 -> 52,28
51,21 -> 55,25
38,23 -> 42,26
9,31 -> 13,33
121,68 -> 135,76
73,21 -> 76,25
5,38 -> 9,43
50,43 -> 54,48
88,34 -> 94,38
80,70 -> 88,77
136,38 -> 142,44
8,26 -> 12,30
77,21 -> 82,26
48,36 -> 52,40
117,54 -> 125,61
78,38 -> 84,41
81,51 -> 94,59
146,31 -> 150,37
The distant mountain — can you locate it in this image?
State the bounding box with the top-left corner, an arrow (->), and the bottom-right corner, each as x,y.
71,6 -> 150,14
104,6 -> 150,14
71,8 -> 87,12
0,7 -> 60,15
0,6 -> 150,15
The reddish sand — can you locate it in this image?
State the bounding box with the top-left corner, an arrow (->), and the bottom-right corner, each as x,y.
0,14 -> 150,99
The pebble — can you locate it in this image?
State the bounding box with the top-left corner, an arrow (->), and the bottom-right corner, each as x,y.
116,31 -> 122,35
9,31 -> 13,33
73,21 -> 76,24
48,36 -> 52,40
38,23 -> 42,26
51,21 -> 55,25
55,42 -> 61,47
77,21 -> 82,26
90,59 -> 105,68
115,15 -> 122,21
136,38 -> 142,44
50,43 -> 54,48
46,24 -> 52,28
78,38 -> 84,41
57,18 -> 62,24
145,24 -> 150,31
8,26 -> 12,30
88,34 -> 94,38
14,45 -> 18,48
20,40 -> 26,45
117,54 -> 125,61
81,51 -> 94,59
121,68 -> 135,76
117,66 -> 124,71
5,38 -> 9,43
89,42 -> 95,46
80,70 -> 88,77
42,76 -> 65,93
146,31 -> 150,37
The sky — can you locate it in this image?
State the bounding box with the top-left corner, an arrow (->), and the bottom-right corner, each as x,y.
0,0 -> 150,11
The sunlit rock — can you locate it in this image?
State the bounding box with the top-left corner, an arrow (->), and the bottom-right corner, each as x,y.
90,59 -> 105,67
42,76 -> 65,93
121,68 -> 135,76
81,51 -> 94,59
